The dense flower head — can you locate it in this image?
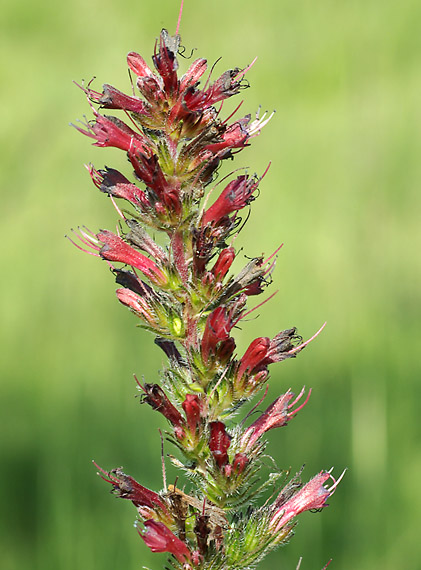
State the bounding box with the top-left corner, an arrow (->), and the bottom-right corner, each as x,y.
72,21 -> 342,570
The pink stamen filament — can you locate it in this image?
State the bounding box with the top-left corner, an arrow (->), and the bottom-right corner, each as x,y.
232,289 -> 279,328
203,57 -> 222,91
286,322 -> 327,356
234,57 -> 258,82
176,0 -> 184,36
263,243 -> 283,265
92,460 -> 119,485
289,387 -> 312,416
223,100 -> 245,124
240,383 -> 269,426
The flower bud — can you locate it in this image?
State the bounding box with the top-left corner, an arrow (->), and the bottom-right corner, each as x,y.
182,394 -> 202,433
232,452 -> 249,474
212,247 -> 235,281
209,421 -> 231,468
201,307 -> 233,363
139,520 -> 192,563
237,337 -> 270,380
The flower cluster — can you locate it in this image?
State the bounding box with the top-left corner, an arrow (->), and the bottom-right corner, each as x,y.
71,25 -> 343,570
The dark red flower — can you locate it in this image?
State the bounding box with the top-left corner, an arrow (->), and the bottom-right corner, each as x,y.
236,328 -> 303,382
152,29 -> 180,95
93,463 -> 168,514
88,165 -> 150,208
140,520 -> 192,563
99,84 -> 148,114
80,81 -> 148,114
141,383 -> 184,430
201,307 -> 233,363
202,175 -> 259,226
204,118 -> 250,154
237,337 -> 270,380
232,452 -> 249,474
182,394 -> 202,433
219,257 -> 265,302
154,337 -> 184,364
184,67 -> 246,111
209,421 -> 231,468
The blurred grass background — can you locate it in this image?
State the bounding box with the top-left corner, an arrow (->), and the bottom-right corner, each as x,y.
1,0 -> 420,568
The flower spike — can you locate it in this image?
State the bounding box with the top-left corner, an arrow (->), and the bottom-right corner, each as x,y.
71,17 -> 343,570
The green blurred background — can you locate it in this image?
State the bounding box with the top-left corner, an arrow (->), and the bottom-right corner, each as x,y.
1,0 -> 420,568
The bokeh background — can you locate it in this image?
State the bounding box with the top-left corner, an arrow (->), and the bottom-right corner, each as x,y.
1,0 -> 420,568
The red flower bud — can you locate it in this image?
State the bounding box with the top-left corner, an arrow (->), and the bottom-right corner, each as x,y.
204,118 -> 250,154
212,247 -> 235,281
152,29 -> 180,95
127,51 -> 156,79
116,288 -> 156,326
140,520 -> 191,563
179,58 -> 207,92
209,421 -> 231,468
202,175 -> 259,226
182,394 -> 202,433
232,453 -> 249,474
237,337 -> 270,380
127,52 -> 164,102
216,337 -> 236,365
201,307 -> 233,363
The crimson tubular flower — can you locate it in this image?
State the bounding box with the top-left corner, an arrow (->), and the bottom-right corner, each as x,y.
241,388 -> 311,451
140,520 -> 192,563
71,16 -> 343,570
270,470 -> 346,534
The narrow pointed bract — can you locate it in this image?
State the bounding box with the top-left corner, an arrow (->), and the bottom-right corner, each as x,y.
72,22 -> 342,570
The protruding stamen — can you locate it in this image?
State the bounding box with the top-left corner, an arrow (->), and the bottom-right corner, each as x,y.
286,322 -> 327,356
176,0 -> 184,35
233,289 -> 278,328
